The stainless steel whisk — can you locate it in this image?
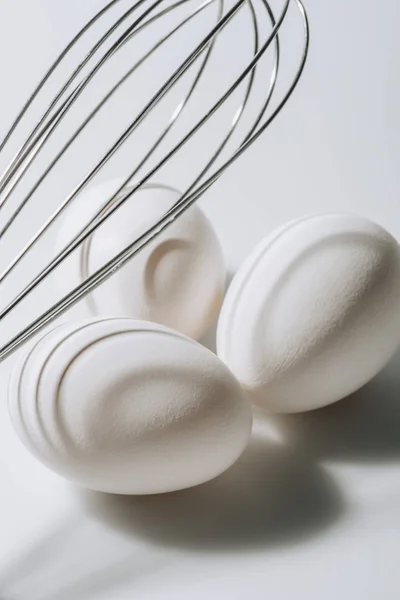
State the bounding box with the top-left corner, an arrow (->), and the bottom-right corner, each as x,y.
0,0 -> 309,362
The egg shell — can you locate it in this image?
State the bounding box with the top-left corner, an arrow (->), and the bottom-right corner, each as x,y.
8,318 -> 252,494
217,213 -> 400,413
54,180 -> 225,340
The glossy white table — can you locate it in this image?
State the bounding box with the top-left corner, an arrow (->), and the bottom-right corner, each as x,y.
1,1 -> 399,598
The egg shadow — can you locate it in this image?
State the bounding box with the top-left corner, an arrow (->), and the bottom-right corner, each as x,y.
79,431 -> 344,553
199,269 -> 235,354
271,347 -> 400,464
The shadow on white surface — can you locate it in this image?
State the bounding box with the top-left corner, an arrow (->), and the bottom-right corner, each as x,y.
0,517 -> 77,590
199,269 -> 235,354
34,557 -> 161,600
79,432 -> 344,553
0,517 -> 164,600
0,435 -> 344,598
273,347 -> 400,463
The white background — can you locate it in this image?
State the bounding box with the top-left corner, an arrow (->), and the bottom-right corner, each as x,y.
0,0 -> 400,599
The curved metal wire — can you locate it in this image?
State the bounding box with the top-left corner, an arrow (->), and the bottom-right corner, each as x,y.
0,0 -> 167,205
0,0 -> 310,361
0,0 -> 220,240
0,0 -> 223,255
0,0 -> 126,155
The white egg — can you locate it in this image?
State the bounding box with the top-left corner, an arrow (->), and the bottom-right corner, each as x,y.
8,318 -> 252,494
54,180 -> 225,340
217,213 -> 400,413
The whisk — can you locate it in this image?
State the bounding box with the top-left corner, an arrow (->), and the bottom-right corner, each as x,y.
0,0 -> 309,363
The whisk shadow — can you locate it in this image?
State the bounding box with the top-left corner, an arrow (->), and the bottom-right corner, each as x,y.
33,556 -> 162,600
0,517 -> 76,593
80,431 -> 344,553
272,347 -> 400,464
0,515 -> 162,600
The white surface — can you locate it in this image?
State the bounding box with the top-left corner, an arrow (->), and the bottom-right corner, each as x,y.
9,317 -> 251,494
1,0 -> 400,599
217,213 -> 400,412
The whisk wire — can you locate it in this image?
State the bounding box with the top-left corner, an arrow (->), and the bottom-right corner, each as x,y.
0,0 -> 309,361
0,0 -> 219,240
0,0 -> 246,288
0,0 -> 167,206
0,0 -> 127,156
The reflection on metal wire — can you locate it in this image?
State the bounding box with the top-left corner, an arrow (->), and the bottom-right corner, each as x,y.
0,0 -> 309,361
